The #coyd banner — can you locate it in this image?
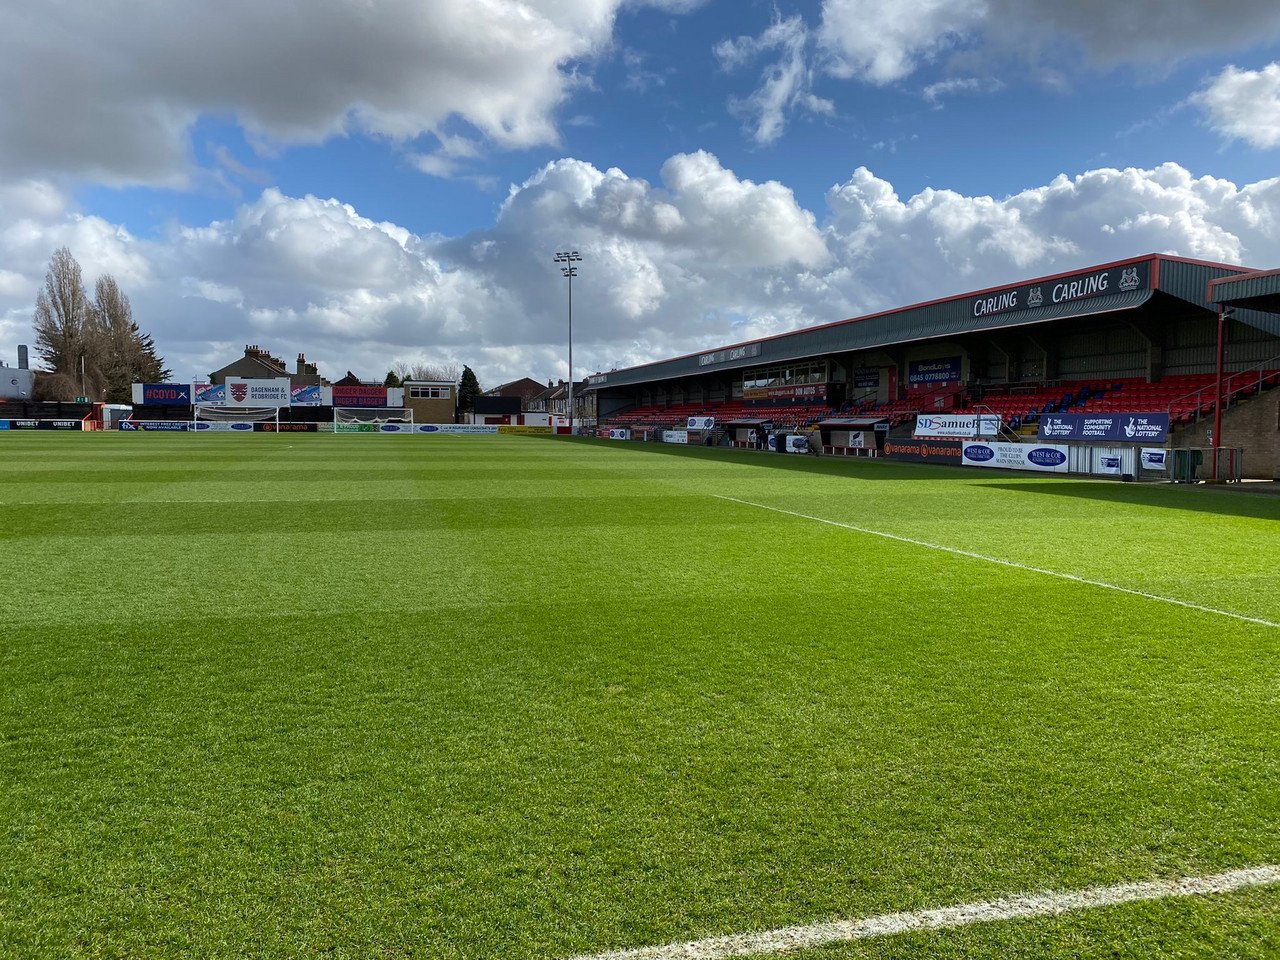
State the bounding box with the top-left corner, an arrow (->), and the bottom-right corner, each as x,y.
135,383 -> 192,405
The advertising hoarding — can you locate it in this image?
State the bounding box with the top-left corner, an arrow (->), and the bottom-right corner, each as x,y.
962,442 -> 1070,473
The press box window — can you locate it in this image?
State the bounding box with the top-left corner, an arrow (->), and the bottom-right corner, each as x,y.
410,386 -> 451,399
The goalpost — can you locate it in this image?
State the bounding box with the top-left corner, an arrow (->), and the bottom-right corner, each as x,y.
333,407 -> 415,433
192,404 -> 280,431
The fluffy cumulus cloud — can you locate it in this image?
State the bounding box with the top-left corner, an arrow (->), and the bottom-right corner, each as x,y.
1193,63 -> 1280,149
0,0 -> 700,185
2,158 -> 1280,387
819,0 -> 986,85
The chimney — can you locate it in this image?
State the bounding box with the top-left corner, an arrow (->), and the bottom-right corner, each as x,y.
18,345 -> 28,369
297,353 -> 306,375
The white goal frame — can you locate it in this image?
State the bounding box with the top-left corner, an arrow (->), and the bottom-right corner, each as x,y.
333,406 -> 415,434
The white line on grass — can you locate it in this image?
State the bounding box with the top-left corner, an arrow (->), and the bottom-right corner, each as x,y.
572,864 -> 1280,960
715,495 -> 1278,629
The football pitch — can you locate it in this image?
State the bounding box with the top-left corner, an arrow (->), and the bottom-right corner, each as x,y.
2,432 -> 1278,958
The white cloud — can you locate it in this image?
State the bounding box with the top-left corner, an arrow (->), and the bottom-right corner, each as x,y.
2,158 -> 1279,389
714,16 -> 834,145
713,0 -> 1280,143
819,0 -> 986,84
922,76 -> 1004,105
1193,63 -> 1280,149
0,0 -> 698,186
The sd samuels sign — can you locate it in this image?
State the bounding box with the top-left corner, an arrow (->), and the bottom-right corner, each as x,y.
914,413 -> 1001,438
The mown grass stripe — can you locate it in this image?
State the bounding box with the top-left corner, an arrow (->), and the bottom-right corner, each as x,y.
572,865 -> 1280,960
715,495 -> 1280,628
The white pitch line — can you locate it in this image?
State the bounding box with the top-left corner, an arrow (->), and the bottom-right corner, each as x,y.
572,864 -> 1280,960
715,495 -> 1278,629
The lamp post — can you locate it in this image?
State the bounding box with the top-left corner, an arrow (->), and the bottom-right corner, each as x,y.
553,250 -> 582,435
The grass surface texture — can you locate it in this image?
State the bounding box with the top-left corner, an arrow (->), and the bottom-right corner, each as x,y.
2,433 -> 1278,959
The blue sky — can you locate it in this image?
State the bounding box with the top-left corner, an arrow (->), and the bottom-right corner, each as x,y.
2,0 -> 1280,387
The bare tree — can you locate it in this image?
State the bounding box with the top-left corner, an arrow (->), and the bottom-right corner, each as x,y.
390,359 -> 461,384
33,247 -> 102,398
95,275 -> 169,402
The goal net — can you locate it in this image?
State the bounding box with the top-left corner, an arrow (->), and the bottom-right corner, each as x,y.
192,404 -> 279,431
333,407 -> 415,433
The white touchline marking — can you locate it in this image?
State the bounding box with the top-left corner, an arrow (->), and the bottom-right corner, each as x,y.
715,495 -> 1279,629
571,864 -> 1280,960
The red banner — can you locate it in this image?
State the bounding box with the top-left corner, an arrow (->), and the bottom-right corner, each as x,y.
743,383 -> 827,401
332,385 -> 389,408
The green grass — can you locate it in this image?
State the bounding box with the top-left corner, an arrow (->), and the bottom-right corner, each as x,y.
1,433 -> 1278,959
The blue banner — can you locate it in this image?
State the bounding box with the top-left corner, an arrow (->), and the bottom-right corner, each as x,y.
141,383 -> 191,405
290,384 -> 322,406
908,356 -> 961,387
853,367 -> 880,389
193,383 -> 225,404
1038,412 -> 1168,443
120,420 -> 191,431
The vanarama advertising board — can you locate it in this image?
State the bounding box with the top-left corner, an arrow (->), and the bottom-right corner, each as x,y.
962,442 -> 1069,473
882,439 -> 963,464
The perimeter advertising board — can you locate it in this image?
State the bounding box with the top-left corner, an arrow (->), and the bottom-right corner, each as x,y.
1038,412 -> 1169,443
0,419 -> 83,430
120,420 -> 191,431
882,438 -> 963,464
962,442 -> 1070,473
663,430 -> 689,444
687,417 -> 715,430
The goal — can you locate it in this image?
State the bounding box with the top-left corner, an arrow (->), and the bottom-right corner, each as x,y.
192,404 -> 279,431
333,407 -> 415,433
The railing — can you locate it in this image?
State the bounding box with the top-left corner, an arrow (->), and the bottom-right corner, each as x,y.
1167,354 -> 1280,425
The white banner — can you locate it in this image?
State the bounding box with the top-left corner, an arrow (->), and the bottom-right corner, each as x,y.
687,417 -> 715,430
1141,448 -> 1168,471
785,434 -> 809,453
225,377 -> 291,408
335,423 -> 498,435
663,430 -> 689,444
914,413 -> 1001,438
412,424 -> 499,434
1095,453 -> 1123,475
962,442 -> 1069,473
609,428 -> 631,440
